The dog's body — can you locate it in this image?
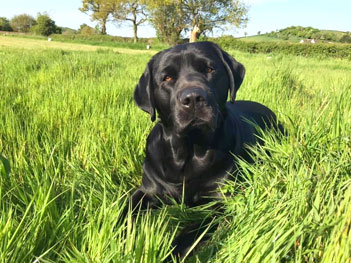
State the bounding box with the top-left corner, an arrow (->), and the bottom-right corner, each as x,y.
130,41 -> 281,258
131,100 -> 277,209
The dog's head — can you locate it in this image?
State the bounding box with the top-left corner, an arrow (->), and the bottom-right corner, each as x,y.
134,41 -> 245,135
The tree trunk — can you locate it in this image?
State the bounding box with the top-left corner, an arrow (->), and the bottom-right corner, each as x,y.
133,22 -> 138,43
190,25 -> 201,43
132,8 -> 138,43
101,18 -> 107,35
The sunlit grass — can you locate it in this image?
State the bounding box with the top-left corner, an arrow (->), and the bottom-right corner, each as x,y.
0,36 -> 158,54
0,41 -> 350,262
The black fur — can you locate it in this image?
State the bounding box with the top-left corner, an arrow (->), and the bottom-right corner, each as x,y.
131,41 -> 281,259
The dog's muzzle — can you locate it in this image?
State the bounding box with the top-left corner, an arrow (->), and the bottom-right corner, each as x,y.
175,87 -> 218,133
178,87 -> 207,111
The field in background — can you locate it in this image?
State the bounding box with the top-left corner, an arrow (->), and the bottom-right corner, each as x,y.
1,38 -> 351,262
0,32 -> 169,51
0,35 -> 158,54
3,34 -> 351,59
239,35 -> 290,42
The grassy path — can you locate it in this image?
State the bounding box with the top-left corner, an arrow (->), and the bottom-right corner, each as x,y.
0,35 -> 157,54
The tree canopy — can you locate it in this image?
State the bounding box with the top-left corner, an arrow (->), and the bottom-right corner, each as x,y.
80,0 -> 147,42
31,13 -> 60,36
80,0 -> 114,34
183,0 -> 248,37
148,0 -> 249,43
80,0 -> 249,43
111,0 -> 148,43
10,14 -> 36,33
148,1 -> 186,45
0,17 -> 12,31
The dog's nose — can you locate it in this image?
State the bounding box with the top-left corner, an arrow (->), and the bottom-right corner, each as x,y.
179,88 -> 207,109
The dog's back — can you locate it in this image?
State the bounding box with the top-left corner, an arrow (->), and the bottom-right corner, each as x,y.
229,100 -> 283,134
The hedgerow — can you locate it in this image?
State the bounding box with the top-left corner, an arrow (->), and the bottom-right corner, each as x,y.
211,36 -> 351,59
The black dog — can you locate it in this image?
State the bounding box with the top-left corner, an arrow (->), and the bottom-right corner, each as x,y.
130,41 -> 281,259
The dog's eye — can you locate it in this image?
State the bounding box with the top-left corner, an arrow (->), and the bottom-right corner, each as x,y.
164,75 -> 173,82
205,67 -> 214,73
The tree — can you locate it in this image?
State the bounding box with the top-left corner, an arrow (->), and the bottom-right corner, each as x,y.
80,0 -> 113,34
80,0 -> 148,42
148,1 -> 186,45
182,0 -> 249,42
0,17 -> 12,31
10,14 -> 36,32
31,13 -> 60,36
111,0 -> 148,43
148,0 -> 249,43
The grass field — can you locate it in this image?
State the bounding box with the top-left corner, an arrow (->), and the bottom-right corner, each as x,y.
239,35 -> 288,42
0,35 -> 158,54
1,37 -> 351,262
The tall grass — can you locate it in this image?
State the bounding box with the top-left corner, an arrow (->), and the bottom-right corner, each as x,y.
0,43 -> 350,262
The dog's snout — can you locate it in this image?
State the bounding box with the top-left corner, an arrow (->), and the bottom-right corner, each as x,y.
179,88 -> 207,109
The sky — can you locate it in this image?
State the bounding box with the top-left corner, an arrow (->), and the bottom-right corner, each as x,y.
0,0 -> 350,38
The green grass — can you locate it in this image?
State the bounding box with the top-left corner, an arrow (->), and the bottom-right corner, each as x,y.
1,40 -> 351,262
241,27 -> 350,44
239,35 -> 288,42
49,34 -> 169,51
3,34 -> 169,51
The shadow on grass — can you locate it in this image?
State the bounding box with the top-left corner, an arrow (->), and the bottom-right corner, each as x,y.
0,154 -> 11,176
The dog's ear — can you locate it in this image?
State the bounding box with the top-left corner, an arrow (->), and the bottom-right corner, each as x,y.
134,60 -> 156,122
218,49 -> 245,102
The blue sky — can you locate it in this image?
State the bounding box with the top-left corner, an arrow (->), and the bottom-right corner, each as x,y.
0,0 -> 350,38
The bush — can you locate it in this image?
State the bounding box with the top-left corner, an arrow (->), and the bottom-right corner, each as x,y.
78,24 -> 98,36
31,13 -> 60,36
0,17 -> 12,31
10,14 -> 36,32
340,34 -> 351,43
211,36 -> 351,59
62,28 -> 77,35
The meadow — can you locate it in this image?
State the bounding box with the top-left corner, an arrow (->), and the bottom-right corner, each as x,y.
0,38 -> 351,262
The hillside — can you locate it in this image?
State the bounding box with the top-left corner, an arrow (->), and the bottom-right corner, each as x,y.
241,26 -> 351,43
